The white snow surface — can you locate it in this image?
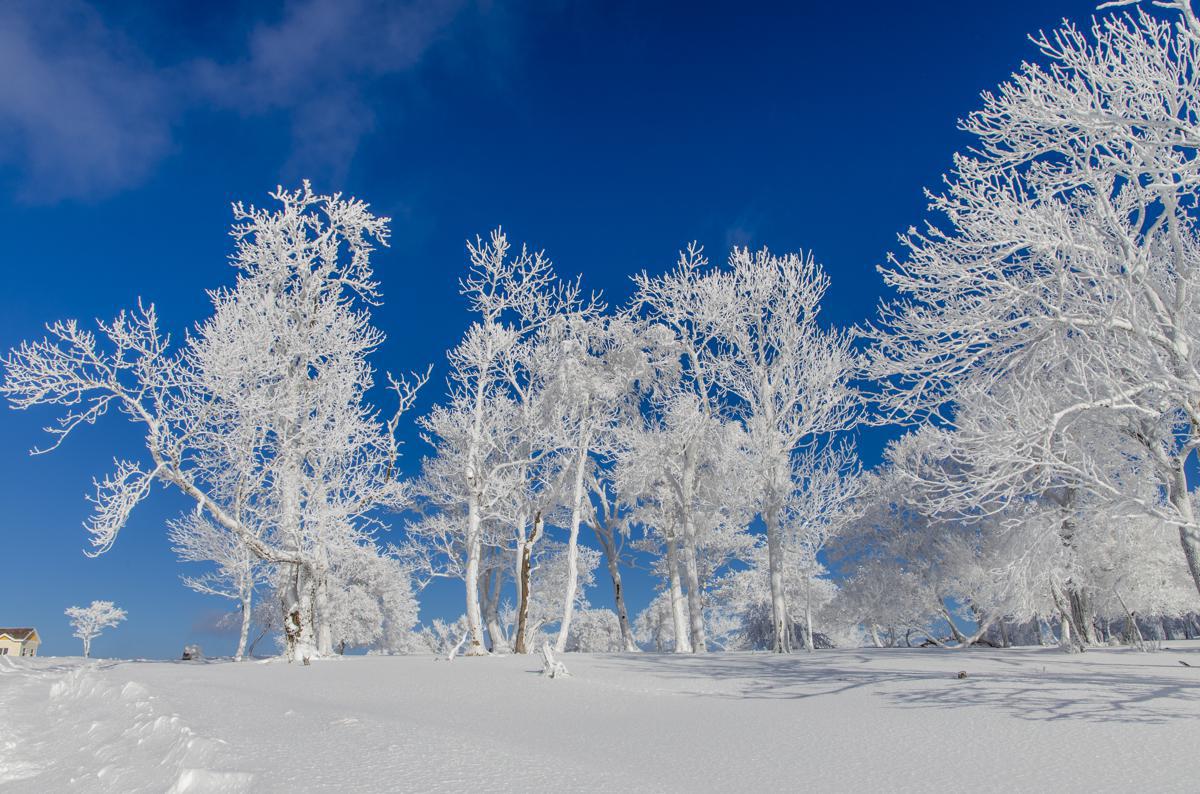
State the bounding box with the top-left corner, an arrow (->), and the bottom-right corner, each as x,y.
2,645 -> 1198,792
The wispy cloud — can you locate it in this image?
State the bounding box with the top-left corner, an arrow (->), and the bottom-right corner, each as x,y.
0,0 -> 470,203
190,0 -> 467,182
0,1 -> 174,203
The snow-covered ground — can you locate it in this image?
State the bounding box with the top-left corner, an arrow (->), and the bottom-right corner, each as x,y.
2,644 -> 1198,792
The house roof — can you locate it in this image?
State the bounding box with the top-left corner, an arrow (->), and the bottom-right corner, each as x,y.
0,628 -> 38,642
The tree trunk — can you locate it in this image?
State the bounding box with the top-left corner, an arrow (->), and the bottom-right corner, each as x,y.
1183,519 -> 1200,596
556,440 -> 591,653
483,565 -> 504,653
247,625 -> 270,658
314,559 -> 333,658
594,524 -> 638,652
940,605 -> 968,645
953,615 -> 999,649
764,502 -> 790,654
1115,590 -> 1146,651
235,586 -> 252,661
462,330 -> 494,657
1166,463 -> 1200,598
463,492 -> 488,656
514,511 -> 543,654
868,624 -> 882,648
1126,613 -> 1146,650
282,562 -> 318,663
801,576 -> 815,652
1054,490 -> 1091,651
803,600 -> 815,653
512,511 -> 528,653
1068,588 -> 1096,647
679,530 -> 706,653
1060,609 -> 1078,653
277,429 -> 313,663
665,530 -> 692,653
678,446 -> 707,653
1050,580 -> 1087,652
82,636 -> 91,658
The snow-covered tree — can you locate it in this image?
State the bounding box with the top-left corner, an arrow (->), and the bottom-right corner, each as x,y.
168,513 -> 270,661
564,609 -> 625,653
4,184 -> 424,663
616,397 -> 720,652
417,615 -> 470,656
830,416 -> 1199,652
508,540 -> 601,648
712,551 -> 841,651
65,600 -> 126,658
633,591 -> 677,652
629,245 -> 733,652
189,184 -> 425,662
708,449 -> 859,653
706,245 -> 859,651
583,467 -> 640,652
829,435 -> 994,648
866,3 -> 1200,597
541,314 -> 651,651
787,446 -> 862,652
417,228 -> 597,656
312,543 -> 419,654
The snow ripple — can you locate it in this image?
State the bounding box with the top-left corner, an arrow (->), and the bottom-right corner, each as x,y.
1,659 -> 253,793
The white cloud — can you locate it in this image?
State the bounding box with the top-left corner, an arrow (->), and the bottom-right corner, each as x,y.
0,0 -> 470,202
0,1 -> 174,202
190,0 -> 467,181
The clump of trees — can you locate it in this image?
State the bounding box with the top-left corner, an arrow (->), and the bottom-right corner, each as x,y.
8,1 -> 1200,661
853,0 -> 1200,650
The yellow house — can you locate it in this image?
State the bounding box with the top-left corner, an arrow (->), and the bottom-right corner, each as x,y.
0,628 -> 40,657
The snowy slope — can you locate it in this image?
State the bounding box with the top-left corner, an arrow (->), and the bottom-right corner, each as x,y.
2,645 -> 1198,792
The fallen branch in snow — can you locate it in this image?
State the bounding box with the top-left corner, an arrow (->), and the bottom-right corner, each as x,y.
540,642 -> 570,679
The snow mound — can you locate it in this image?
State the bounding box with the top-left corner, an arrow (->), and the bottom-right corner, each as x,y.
1,659 -> 253,793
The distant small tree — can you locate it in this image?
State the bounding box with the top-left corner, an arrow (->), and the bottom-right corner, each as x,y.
65,600 -> 127,658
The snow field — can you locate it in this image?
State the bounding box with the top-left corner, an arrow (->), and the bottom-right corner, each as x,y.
1,645 -> 1198,792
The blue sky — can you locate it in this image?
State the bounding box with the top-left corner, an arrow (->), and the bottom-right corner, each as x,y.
0,0 -> 1099,658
